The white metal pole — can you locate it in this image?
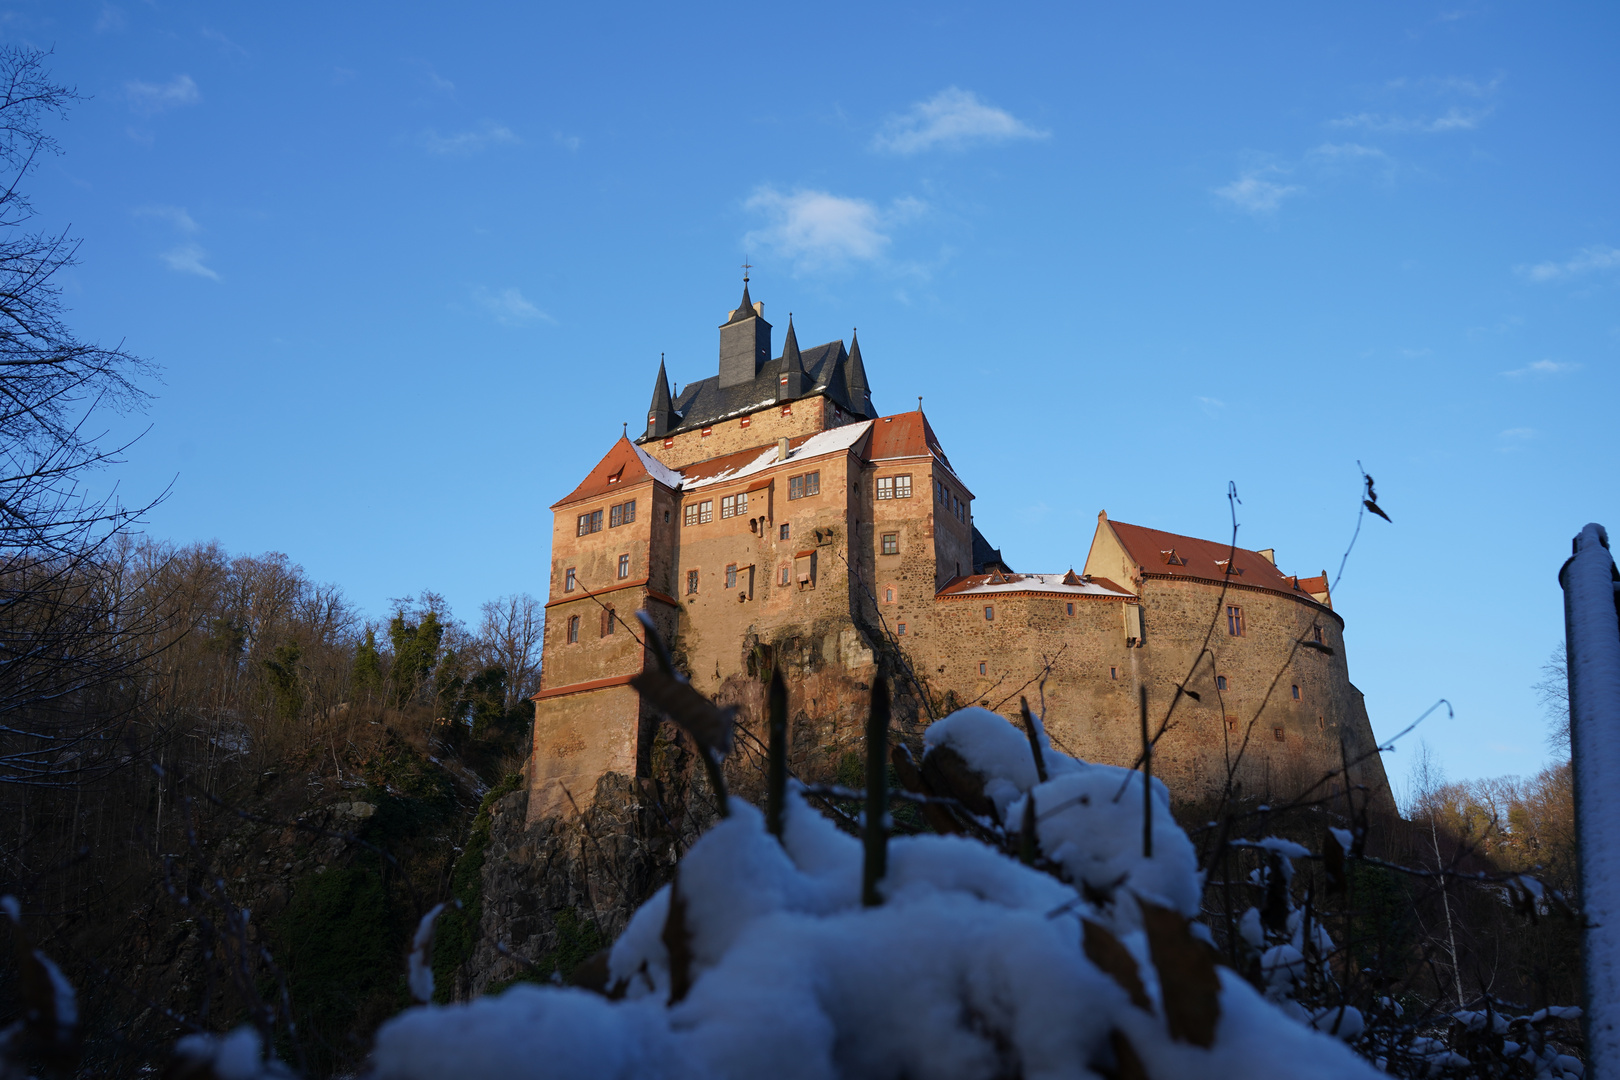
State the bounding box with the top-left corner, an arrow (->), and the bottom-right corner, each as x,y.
1561,522 -> 1620,1075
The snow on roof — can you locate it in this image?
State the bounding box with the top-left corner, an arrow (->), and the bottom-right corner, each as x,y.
680,420 -> 873,492
939,572 -> 1135,599
632,442 -> 684,490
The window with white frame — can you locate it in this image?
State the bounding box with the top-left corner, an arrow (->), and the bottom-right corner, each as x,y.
788,472 -> 820,500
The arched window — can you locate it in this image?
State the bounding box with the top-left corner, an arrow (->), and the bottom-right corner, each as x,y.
567,615 -> 580,643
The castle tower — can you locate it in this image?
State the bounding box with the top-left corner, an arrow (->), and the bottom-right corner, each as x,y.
529,436 -> 681,817
718,284 -> 772,388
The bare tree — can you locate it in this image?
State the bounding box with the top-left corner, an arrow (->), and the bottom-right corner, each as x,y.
1534,641 -> 1569,754
0,45 -> 163,786
477,593 -> 543,711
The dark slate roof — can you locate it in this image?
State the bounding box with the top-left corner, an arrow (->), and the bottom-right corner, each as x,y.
724,284 -> 765,326
645,340 -> 872,439
972,526 -> 1012,575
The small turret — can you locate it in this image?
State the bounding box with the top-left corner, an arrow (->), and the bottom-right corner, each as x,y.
846,328 -> 873,417
775,315 -> 808,400
645,355 -> 676,438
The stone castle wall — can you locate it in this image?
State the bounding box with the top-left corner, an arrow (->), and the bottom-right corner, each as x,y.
532,403 -> 1393,822
640,394 -> 853,471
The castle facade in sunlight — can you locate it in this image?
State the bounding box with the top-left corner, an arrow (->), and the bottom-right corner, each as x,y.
527,283 -> 1392,819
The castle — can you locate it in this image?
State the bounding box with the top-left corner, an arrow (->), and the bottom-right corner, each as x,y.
528,283 -> 1392,820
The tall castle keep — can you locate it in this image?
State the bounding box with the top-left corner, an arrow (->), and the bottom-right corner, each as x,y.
528,284 -> 1392,820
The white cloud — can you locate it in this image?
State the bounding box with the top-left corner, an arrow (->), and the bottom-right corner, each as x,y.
1307,142 -> 1389,162
136,206 -> 219,279
420,121 -> 519,155
125,75 -> 199,115
136,205 -> 200,233
1499,427 -> 1536,441
474,286 -> 551,326
160,243 -> 219,280
1214,170 -> 1302,213
745,187 -> 924,270
201,28 -> 248,56
94,4 -> 126,32
1197,397 -> 1226,417
872,88 -> 1048,154
1519,245 -> 1620,282
1329,107 -> 1488,133
1502,359 -> 1580,378
554,132 -> 580,152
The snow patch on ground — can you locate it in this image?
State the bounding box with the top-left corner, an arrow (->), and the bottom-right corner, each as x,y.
369,707 -> 1382,1080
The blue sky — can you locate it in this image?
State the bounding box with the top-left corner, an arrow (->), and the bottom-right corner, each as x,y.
11,2 -> 1616,785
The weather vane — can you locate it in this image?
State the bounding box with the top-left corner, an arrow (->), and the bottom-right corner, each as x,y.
741,259 -> 753,284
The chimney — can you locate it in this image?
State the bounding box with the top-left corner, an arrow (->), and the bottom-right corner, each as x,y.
1258,548 -> 1276,565
777,437 -> 790,461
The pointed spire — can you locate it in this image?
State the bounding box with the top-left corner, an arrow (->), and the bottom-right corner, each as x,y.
775,314 -> 808,401
845,327 -> 872,417
645,353 -> 676,439
725,283 -> 759,325
781,314 -> 802,369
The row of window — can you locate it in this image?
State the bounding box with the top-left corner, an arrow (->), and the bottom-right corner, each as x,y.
563,554 -> 634,593
681,476 -> 821,527
935,479 -> 966,522
1223,608 -> 1329,646
576,499 -> 637,536
564,607 -> 619,643
681,554 -> 816,595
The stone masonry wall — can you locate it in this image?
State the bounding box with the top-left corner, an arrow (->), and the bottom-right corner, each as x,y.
640,394 -> 859,471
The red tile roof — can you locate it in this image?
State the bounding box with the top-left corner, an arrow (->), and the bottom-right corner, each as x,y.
552,437 -> 673,509
866,411 -> 965,489
1107,520 -> 1327,605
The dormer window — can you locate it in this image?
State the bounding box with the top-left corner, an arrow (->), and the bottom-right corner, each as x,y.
1161,549 -> 1187,566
